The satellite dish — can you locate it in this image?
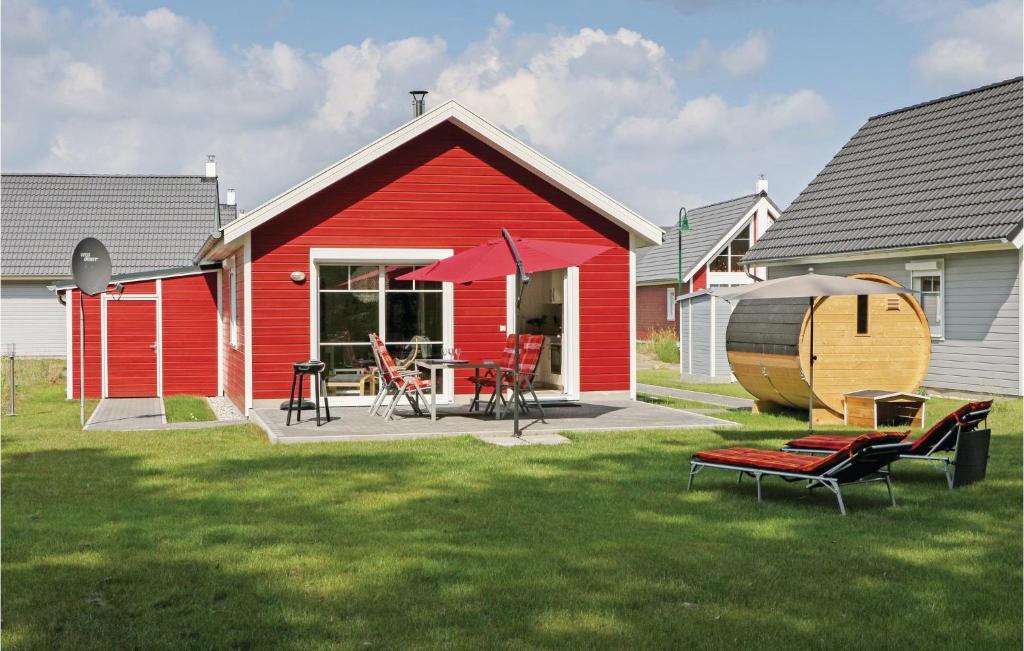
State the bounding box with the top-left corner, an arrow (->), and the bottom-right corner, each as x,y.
71,238 -> 112,296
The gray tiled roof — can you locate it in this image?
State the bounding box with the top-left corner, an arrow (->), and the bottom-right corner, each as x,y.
219,203 -> 238,225
745,77 -> 1023,264
637,193 -> 762,283
1,174 -> 219,277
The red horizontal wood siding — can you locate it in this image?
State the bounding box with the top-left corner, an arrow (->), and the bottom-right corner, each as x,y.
223,252 -> 246,410
163,273 -> 219,396
69,290 -> 103,399
106,299 -> 158,397
68,273 -> 220,400
249,121 -> 630,399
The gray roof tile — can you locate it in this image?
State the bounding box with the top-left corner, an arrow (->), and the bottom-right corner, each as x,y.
1,174 -> 219,276
745,77 -> 1023,263
636,193 -> 765,283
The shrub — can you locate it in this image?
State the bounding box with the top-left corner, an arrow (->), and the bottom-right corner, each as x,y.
643,327 -> 679,364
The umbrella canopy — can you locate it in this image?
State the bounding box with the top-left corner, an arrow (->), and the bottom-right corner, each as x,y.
708,271 -> 912,301
397,236 -> 611,284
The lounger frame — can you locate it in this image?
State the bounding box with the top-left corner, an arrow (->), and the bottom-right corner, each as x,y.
688,442 -> 911,515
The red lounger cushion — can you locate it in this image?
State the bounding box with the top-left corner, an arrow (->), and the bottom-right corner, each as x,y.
784,434 -> 856,452
695,431 -> 909,475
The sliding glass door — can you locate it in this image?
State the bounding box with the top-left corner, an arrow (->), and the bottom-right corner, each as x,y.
318,264 -> 446,401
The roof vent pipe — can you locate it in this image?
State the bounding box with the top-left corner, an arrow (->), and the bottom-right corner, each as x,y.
206,155 -> 217,178
755,174 -> 768,194
410,90 -> 428,117
226,188 -> 236,206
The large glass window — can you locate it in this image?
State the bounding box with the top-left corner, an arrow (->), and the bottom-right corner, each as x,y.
318,264 -> 445,397
709,225 -> 752,273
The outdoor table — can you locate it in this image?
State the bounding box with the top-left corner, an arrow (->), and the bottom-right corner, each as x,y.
415,359 -> 471,421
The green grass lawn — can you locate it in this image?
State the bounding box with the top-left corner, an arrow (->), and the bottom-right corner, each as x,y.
163,395 -> 216,423
2,361 -> 1021,649
638,367 -> 755,399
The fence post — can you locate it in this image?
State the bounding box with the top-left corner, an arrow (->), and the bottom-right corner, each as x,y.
6,344 -> 15,416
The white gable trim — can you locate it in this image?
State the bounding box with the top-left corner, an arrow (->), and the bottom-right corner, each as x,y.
221,100 -> 662,247
681,196 -> 778,283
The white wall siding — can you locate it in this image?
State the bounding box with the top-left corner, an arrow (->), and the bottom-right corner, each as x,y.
691,297 -> 711,376
713,295 -> 733,378
769,248 -> 1022,396
1,281 -> 67,357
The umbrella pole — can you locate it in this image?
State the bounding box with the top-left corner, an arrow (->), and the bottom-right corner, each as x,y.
513,268 -> 522,437
808,296 -> 815,434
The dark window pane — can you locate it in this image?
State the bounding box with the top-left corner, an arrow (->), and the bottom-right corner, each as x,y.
349,265 -> 379,290
856,295 -> 869,334
320,292 -> 379,343
417,278 -> 442,291
319,266 -> 349,290
730,255 -> 745,272
321,344 -> 377,397
709,254 -> 729,272
385,292 -> 442,342
385,265 -> 414,290
386,342 -> 444,393
731,238 -> 749,255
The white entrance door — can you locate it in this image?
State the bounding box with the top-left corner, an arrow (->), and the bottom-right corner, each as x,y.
506,266 -> 580,401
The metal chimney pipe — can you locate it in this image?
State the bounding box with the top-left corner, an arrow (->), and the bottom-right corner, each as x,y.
205,155 -> 217,178
410,90 -> 428,117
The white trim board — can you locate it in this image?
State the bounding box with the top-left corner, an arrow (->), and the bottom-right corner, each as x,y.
221,100 -> 662,248
243,234 -> 253,413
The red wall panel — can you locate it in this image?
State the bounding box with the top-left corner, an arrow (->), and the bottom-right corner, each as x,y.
69,290 -> 103,399
162,273 -> 219,396
249,122 -> 631,399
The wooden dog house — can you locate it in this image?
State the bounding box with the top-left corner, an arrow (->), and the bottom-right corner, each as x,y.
725,273 -> 931,423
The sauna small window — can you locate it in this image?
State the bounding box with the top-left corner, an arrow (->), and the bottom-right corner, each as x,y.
856,295 -> 869,334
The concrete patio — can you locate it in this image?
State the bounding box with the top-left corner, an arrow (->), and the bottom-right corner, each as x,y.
252,397 -> 739,444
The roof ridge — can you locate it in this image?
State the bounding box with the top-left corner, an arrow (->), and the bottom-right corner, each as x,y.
868,76 -> 1023,121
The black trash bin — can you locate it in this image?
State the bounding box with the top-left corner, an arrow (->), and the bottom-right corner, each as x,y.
953,428 -> 991,488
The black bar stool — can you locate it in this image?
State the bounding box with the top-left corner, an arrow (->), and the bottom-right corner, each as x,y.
286,360 -> 331,426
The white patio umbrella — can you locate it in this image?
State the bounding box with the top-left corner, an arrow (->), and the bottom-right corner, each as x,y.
706,269 -> 913,432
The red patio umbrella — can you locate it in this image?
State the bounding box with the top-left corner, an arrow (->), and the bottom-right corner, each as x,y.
398,229 -> 611,436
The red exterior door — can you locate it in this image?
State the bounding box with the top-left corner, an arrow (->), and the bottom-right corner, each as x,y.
106,299 -> 158,397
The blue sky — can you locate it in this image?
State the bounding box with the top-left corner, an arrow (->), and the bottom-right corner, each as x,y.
5,0 -> 1021,224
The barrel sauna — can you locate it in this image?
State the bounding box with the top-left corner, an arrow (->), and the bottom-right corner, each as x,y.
725,274 -> 931,424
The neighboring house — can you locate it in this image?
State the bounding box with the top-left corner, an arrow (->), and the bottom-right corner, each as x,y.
0,166 -> 236,357
744,77 -> 1023,397
635,179 -> 778,340
61,98 -> 663,412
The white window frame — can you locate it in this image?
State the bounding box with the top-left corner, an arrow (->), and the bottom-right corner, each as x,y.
908,260 -> 944,340
229,267 -> 238,348
309,248 -> 454,406
666,287 -> 676,321
707,223 -> 753,275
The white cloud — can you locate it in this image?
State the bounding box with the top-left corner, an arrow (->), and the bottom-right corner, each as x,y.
683,32 -> 770,78
1,1 -> 831,221
913,0 -> 1023,85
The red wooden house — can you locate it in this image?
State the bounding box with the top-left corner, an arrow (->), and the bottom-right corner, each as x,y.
62,100 -> 663,414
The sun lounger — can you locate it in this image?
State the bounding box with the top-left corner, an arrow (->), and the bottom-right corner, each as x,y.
783,401 -> 992,489
688,431 -> 911,515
